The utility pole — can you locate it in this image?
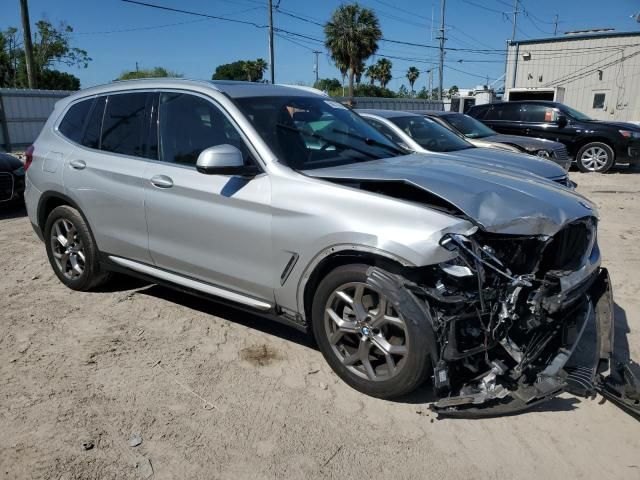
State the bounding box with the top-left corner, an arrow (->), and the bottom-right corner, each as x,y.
268,0 -> 275,84
437,0 -> 446,101
553,14 -> 559,36
511,0 -> 520,42
19,0 -> 36,88
428,68 -> 433,97
313,50 -> 321,84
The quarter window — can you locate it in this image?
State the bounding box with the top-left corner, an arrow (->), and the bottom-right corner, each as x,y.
158,92 -> 249,165
58,99 -> 93,143
101,93 -> 149,157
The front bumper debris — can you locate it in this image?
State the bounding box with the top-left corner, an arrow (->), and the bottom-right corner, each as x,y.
431,268 -> 614,418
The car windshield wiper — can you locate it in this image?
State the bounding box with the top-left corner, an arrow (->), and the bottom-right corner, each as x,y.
276,123 -> 379,160
330,128 -> 408,156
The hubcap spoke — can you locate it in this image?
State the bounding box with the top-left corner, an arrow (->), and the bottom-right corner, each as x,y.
50,218 -> 86,280
326,308 -> 358,333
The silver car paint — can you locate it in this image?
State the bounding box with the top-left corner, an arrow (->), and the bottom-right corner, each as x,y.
358,111 -> 569,181
26,79 -> 592,322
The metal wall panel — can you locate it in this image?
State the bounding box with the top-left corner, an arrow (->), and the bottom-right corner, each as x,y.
0,88 -> 72,151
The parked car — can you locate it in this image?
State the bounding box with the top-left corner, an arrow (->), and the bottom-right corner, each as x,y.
467,100 -> 640,173
417,110 -> 571,170
0,152 -> 26,206
357,109 -> 573,187
25,79 -> 613,417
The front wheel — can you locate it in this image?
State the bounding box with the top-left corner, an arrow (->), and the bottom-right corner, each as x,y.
311,264 -> 432,399
576,142 -> 615,173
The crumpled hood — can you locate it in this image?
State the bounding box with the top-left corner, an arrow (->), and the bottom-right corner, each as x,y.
452,147 -> 567,179
304,153 -> 595,236
484,133 -> 562,152
0,153 -> 23,172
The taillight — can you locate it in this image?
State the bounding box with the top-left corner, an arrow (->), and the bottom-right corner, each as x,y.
24,145 -> 34,171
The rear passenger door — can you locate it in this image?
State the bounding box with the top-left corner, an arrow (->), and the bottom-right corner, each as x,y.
480,103 -> 523,136
62,92 -> 154,264
143,91 -> 273,301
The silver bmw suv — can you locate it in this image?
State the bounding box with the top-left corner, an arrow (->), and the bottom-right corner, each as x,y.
25,79 -> 614,416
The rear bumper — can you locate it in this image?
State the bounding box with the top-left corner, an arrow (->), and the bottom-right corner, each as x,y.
432,268 -> 614,418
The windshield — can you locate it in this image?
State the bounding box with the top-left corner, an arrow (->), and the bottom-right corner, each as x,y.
234,96 -> 406,170
388,115 -> 474,152
561,104 -> 592,121
442,114 -> 496,139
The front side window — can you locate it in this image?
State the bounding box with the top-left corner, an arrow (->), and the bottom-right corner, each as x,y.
101,92 -> 149,157
158,92 -> 250,165
234,96 -> 404,170
442,114 -> 496,139
58,99 -> 93,143
388,115 -> 473,152
520,104 -> 556,123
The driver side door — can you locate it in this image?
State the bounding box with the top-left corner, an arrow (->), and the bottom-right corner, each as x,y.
143,91 -> 274,302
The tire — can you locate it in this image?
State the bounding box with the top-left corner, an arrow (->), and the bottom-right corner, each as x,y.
311,264 -> 432,399
576,142 -> 615,173
44,205 -> 111,291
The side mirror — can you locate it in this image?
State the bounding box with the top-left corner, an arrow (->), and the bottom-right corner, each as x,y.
196,144 -> 256,176
556,115 -> 568,128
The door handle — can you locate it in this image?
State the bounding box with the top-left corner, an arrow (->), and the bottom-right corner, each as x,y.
150,175 -> 174,188
524,128 -> 531,135
69,159 -> 86,170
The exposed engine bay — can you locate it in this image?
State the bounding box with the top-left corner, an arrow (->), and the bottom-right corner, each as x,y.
366,216 -> 621,417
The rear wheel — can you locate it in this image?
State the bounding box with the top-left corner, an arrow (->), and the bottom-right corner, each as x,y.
576,142 -> 615,173
44,205 -> 111,291
312,264 -> 432,399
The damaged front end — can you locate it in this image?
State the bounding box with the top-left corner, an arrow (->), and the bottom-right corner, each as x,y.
385,216 -> 616,417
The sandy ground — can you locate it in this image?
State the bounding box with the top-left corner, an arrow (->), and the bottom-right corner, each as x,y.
1,170 -> 639,480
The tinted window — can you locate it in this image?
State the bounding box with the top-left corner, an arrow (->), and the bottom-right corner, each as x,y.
58,99 -> 93,143
442,114 -> 496,139
484,103 -> 521,121
365,118 -> 406,145
388,115 -> 473,152
101,93 -> 149,157
158,92 -> 250,165
520,104 -> 556,122
82,96 -> 105,149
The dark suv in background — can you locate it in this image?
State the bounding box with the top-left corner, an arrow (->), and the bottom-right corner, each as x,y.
468,100 -> 640,173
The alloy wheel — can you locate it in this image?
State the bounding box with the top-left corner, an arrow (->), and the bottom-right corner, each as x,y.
324,282 -> 408,381
580,146 -> 609,171
50,218 -> 86,280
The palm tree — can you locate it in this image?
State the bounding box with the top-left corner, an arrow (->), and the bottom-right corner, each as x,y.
242,58 -> 268,82
324,3 -> 382,102
406,66 -> 420,95
376,58 -> 392,89
254,58 -> 268,81
354,60 -> 366,85
365,64 -> 378,85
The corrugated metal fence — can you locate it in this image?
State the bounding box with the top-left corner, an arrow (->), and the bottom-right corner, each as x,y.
0,88 -> 73,152
336,97 -> 444,111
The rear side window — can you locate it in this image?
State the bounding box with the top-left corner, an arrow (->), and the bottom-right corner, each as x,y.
82,96 -> 106,149
58,99 -> 93,143
101,92 -> 149,157
484,103 -> 521,121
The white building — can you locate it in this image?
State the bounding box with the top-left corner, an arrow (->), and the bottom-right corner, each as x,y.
505,30 -> 640,122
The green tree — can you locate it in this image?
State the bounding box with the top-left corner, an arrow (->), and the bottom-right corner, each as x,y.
314,78 -> 341,92
0,21 -> 90,89
406,66 -> 420,95
324,3 -> 382,102
376,58 -> 392,89
117,66 -> 182,80
396,85 -> 409,98
365,63 -> 378,85
448,85 -> 459,97
212,58 -> 267,82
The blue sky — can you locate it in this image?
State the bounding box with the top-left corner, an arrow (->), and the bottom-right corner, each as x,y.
3,0 -> 640,90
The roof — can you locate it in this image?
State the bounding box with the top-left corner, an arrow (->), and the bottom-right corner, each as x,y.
355,109 -> 420,119
59,78 -> 325,102
509,30 -> 640,46
411,110 -> 459,117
